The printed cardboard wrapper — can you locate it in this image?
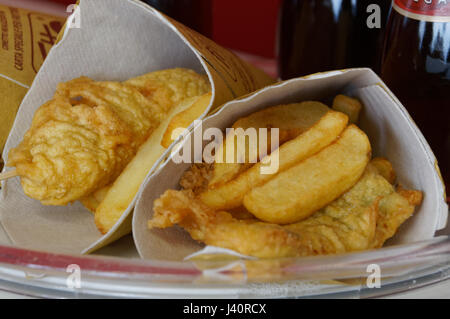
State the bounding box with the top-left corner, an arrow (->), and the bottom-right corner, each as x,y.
0,5 -> 66,156
133,69 -> 449,261
0,0 -> 274,255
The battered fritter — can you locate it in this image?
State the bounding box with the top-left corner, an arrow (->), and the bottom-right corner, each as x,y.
8,68 -> 210,205
148,160 -> 422,258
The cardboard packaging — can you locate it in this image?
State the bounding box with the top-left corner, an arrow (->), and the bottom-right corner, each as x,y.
132,69 -> 448,261
0,5 -> 66,157
0,0 -> 274,254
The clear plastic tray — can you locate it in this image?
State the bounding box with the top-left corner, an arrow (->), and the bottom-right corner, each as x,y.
0,232 -> 448,298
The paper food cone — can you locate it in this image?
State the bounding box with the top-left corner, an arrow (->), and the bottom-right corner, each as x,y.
0,0 -> 274,255
132,69 -> 448,261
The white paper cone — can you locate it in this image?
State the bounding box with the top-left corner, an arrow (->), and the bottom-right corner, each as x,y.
133,69 -> 448,261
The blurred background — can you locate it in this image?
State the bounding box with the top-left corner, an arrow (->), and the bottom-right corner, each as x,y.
0,0 -> 281,77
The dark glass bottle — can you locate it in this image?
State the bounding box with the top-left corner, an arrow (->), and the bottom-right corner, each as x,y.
278,0 -> 391,79
141,0 -> 213,38
381,0 -> 450,191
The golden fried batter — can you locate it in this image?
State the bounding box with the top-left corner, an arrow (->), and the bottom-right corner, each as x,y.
8,68 -> 210,206
55,78 -> 159,147
372,187 -> 423,248
8,96 -> 136,205
126,68 -> 211,117
148,161 -> 422,258
180,163 -> 214,195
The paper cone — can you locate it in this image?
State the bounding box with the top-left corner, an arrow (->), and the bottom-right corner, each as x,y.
132,69 -> 448,261
0,0 -> 274,254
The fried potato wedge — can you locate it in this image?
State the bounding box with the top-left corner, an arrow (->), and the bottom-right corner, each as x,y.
200,111 -> 349,210
209,102 -> 330,188
285,159 -> 421,252
95,94 -> 211,234
80,185 -> 110,213
332,95 -> 362,124
161,93 -> 212,148
243,125 -> 372,224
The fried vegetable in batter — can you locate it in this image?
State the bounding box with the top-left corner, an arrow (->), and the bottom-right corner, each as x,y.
8,92 -> 137,205
8,68 -> 210,206
148,160 -> 422,258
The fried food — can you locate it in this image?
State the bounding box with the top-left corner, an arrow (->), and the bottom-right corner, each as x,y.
180,163 -> 215,195
285,161 -> 416,251
148,93 -> 423,259
150,189 -> 321,258
200,111 -> 349,210
8,87 -> 137,205
209,102 -> 330,188
372,187 -> 423,248
55,77 -> 160,147
332,95 -> 362,124
370,157 -> 396,184
148,160 -> 422,258
80,185 -> 110,213
82,92 -> 211,214
126,68 -> 211,118
8,68 -> 210,209
95,92 -> 209,234
243,125 -> 371,224
161,93 -> 212,148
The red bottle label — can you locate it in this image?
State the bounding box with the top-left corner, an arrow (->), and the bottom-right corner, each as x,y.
394,0 -> 450,21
